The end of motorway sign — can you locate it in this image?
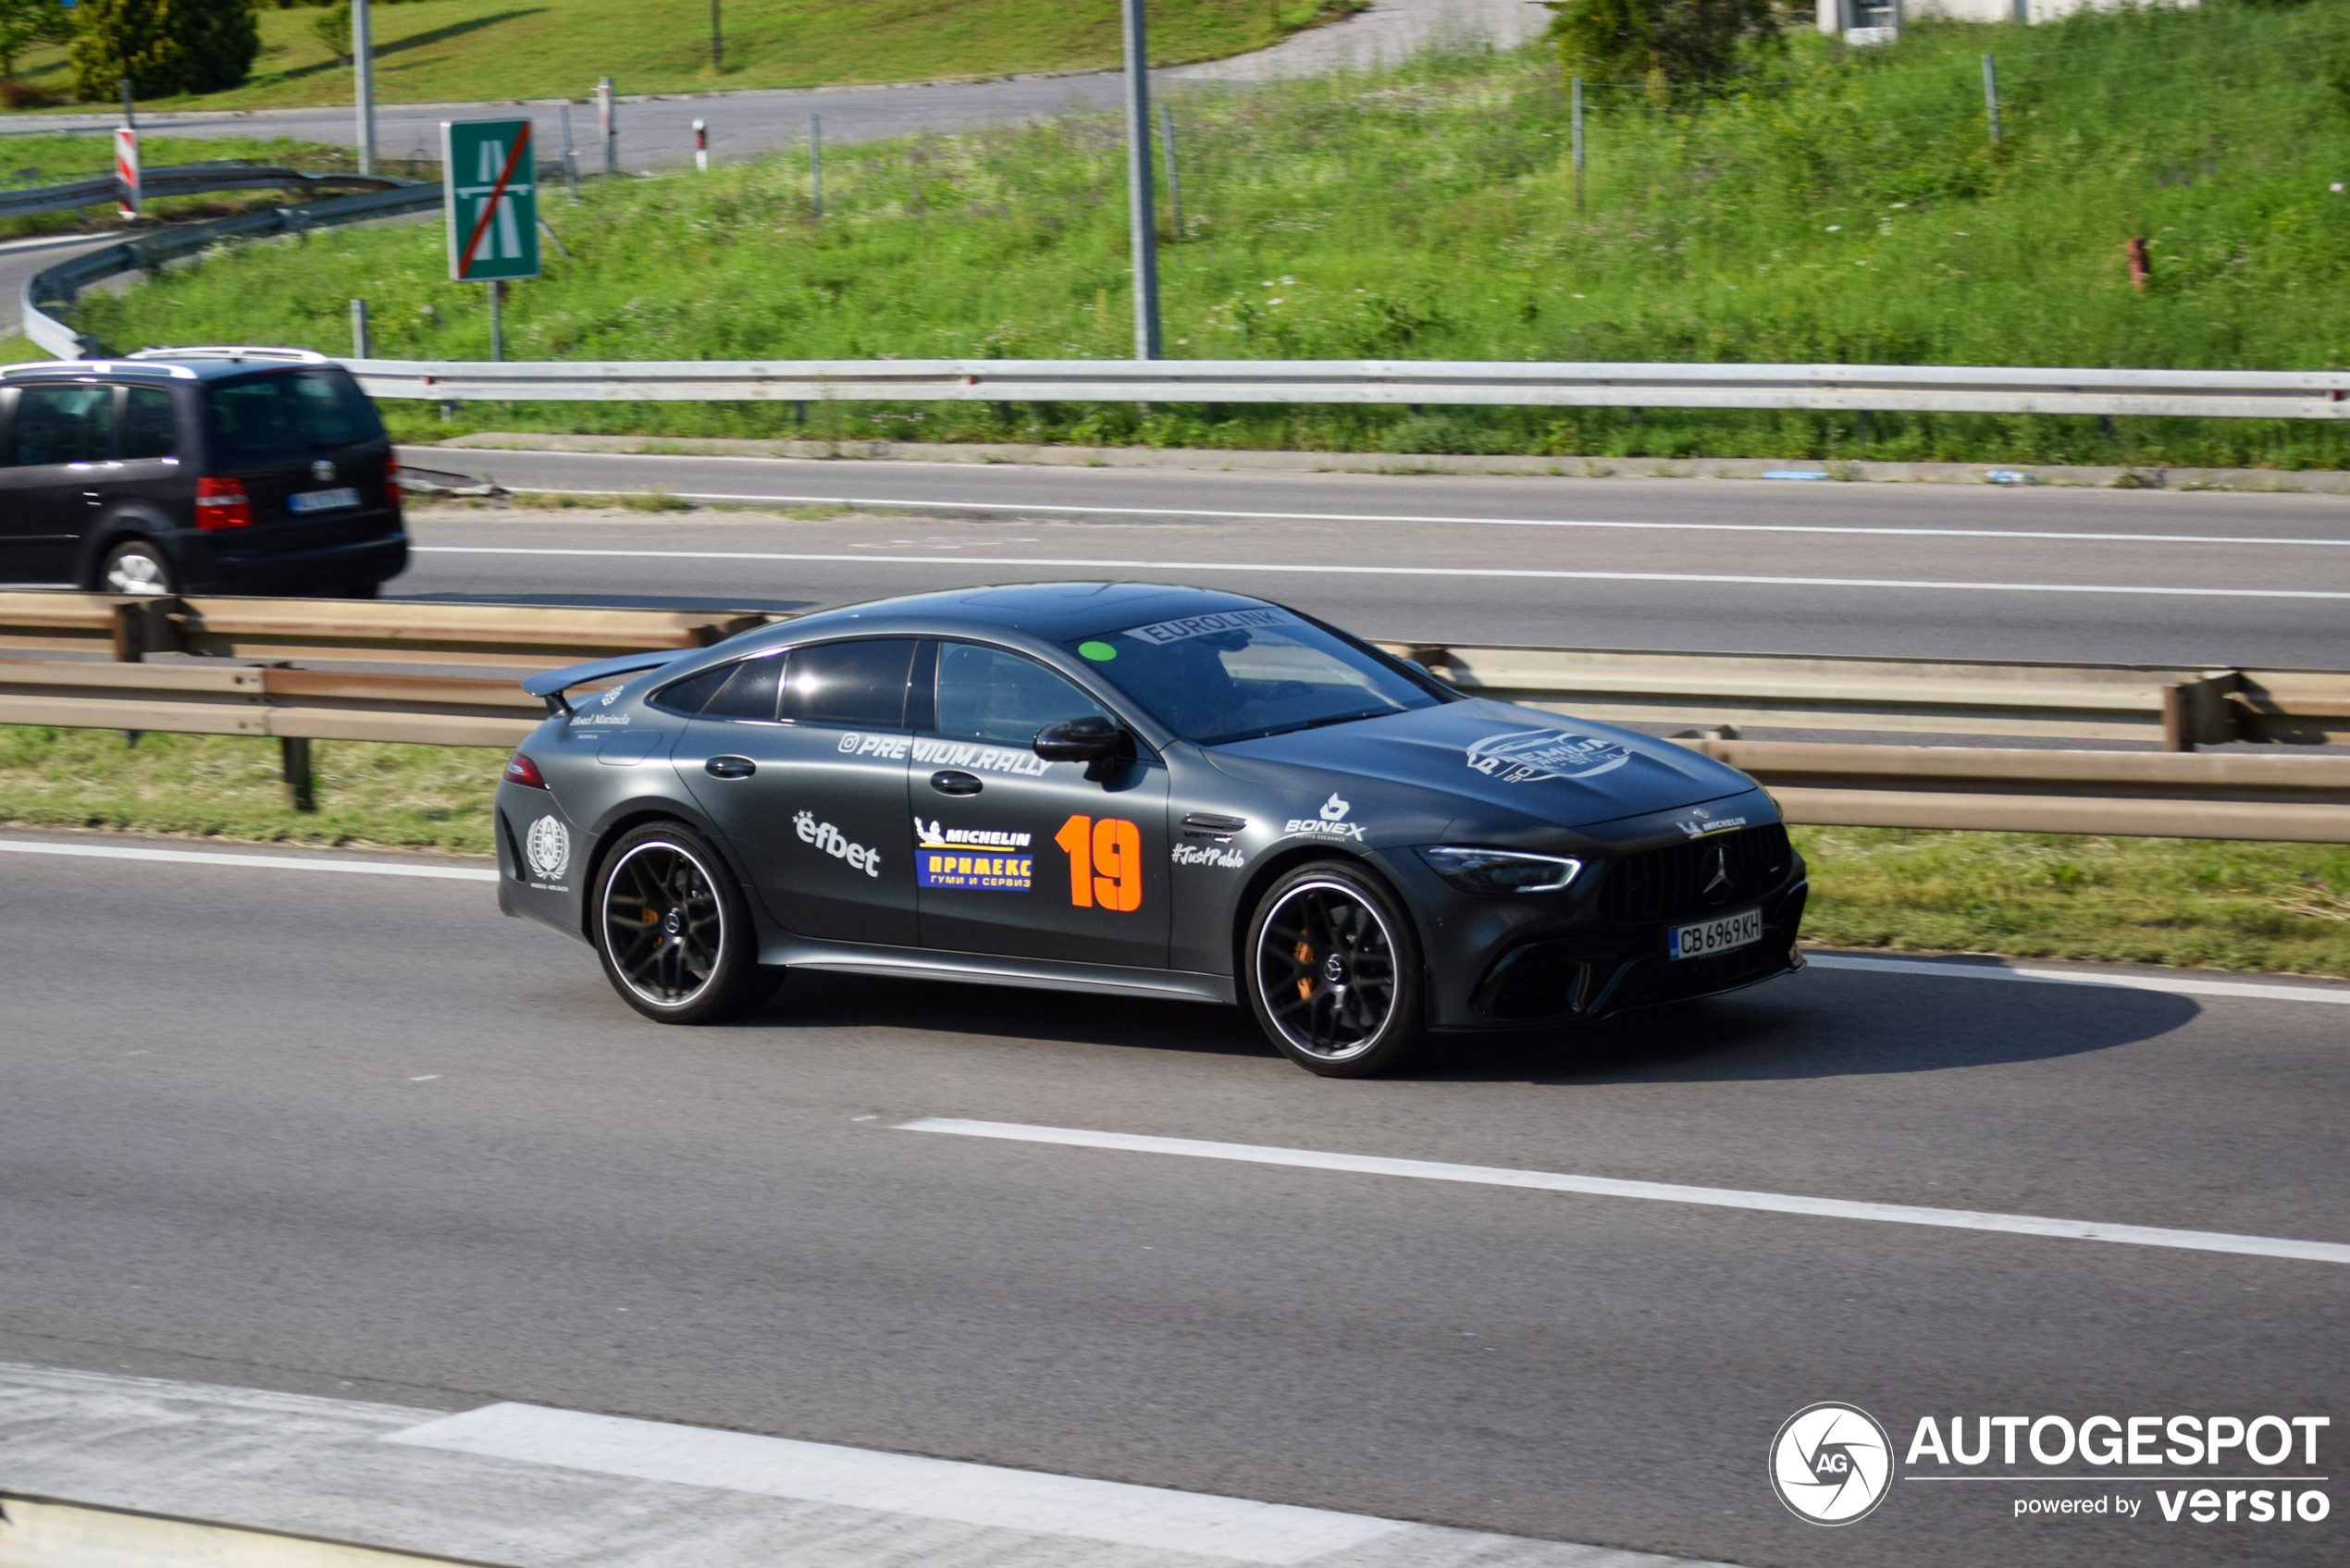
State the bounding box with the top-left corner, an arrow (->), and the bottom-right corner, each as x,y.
443,118 -> 540,283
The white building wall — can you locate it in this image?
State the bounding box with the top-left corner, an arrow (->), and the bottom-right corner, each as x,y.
1817,0 -> 2197,31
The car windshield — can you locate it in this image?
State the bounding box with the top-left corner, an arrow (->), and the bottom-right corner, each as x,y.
1064,607 -> 1442,746
205,370 -> 383,467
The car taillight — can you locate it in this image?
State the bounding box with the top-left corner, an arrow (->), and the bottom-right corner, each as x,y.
193,476 -> 252,531
385,456 -> 402,507
504,752 -> 548,788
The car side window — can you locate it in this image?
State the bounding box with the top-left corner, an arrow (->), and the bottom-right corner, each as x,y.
649,660 -> 740,717
780,639 -> 917,728
934,643 -> 1110,746
6,384 -> 116,467
121,388 -> 179,461
698,652 -> 786,722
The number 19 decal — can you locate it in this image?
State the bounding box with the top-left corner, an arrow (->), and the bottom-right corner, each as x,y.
1056,815 -> 1142,911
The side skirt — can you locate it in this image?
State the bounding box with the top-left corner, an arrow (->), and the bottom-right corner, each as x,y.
765,935 -> 1236,1006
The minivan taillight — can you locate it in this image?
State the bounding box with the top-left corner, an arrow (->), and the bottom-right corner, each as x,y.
385,456 -> 402,508
504,753 -> 548,788
194,476 -> 253,531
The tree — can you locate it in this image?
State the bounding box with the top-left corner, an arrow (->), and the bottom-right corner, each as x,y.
1541,0 -> 1780,96
0,0 -> 75,86
69,0 -> 258,101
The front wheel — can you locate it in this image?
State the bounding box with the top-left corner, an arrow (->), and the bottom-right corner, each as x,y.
591,822 -> 776,1024
1243,861 -> 1425,1078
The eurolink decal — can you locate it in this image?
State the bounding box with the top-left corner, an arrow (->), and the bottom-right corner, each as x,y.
1120,607 -> 1291,646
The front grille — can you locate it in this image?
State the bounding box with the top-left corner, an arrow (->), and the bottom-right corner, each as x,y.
1596,822 -> 1792,925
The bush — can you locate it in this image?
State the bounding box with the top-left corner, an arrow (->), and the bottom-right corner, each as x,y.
70,0 -> 260,100
1540,0 -> 1780,93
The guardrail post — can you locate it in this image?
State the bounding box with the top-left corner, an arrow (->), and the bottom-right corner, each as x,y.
350,298 -> 370,360
2163,674 -> 2243,752
280,737 -> 316,812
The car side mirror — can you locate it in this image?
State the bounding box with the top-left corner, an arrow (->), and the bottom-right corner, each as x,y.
1033,715 -> 1134,781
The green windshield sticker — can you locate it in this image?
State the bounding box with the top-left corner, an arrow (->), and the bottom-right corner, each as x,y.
1078,641 -> 1119,661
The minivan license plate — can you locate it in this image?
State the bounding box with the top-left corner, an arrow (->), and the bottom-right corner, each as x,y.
1669,907 -> 1762,960
289,487 -> 360,513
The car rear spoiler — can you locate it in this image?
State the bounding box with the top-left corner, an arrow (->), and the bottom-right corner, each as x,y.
522,649 -> 692,713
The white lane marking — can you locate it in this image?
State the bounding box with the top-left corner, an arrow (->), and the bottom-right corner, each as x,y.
415,545 -> 2350,601
387,1402 -> 1404,1565
1806,953 -> 2350,1005
0,839 -> 497,882
897,1119 -> 2350,1267
427,463 -> 2350,549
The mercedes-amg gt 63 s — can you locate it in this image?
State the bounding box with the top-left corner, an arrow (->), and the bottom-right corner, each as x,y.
493,582 -> 1807,1076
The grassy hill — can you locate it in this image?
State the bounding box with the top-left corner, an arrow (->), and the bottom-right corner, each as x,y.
71,3 -> 2350,467
0,1 -> 1356,113
0,132 -> 374,240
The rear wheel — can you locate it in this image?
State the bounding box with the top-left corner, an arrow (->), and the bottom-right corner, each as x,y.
591,822 -> 776,1024
98,540 -> 172,596
1243,861 -> 1425,1078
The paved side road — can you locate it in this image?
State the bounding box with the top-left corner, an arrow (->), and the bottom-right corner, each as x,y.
0,834 -> 2339,1568
0,1 -> 1547,171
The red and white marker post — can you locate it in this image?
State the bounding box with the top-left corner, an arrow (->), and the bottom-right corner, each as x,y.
694,119 -> 709,173
114,127 -> 141,219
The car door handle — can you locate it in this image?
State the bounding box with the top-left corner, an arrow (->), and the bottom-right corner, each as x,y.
704,755 -> 756,779
929,770 -> 983,796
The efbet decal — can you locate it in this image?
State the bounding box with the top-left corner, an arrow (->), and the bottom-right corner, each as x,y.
794,810 -> 881,877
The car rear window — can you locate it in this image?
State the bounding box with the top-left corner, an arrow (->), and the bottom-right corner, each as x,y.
204,370 -> 383,467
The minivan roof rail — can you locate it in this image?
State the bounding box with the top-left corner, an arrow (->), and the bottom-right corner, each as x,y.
126,347 -> 334,365
0,359 -> 198,379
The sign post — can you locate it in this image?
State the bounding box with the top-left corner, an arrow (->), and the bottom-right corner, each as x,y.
442,119 -> 540,362
114,126 -> 140,220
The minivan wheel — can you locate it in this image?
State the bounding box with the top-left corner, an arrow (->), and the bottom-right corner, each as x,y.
591,822 -> 778,1024
1243,861 -> 1426,1078
98,541 -> 173,596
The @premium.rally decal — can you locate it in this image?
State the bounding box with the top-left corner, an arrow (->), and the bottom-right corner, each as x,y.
915,817 -> 1033,891
1465,729 -> 1632,785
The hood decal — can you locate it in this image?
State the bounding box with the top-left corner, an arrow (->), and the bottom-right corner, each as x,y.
1464,728 -> 1632,786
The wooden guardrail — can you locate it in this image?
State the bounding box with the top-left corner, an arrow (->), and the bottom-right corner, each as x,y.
1,594 -> 2346,838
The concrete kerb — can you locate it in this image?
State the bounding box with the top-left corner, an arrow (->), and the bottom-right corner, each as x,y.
431,432 -> 2350,492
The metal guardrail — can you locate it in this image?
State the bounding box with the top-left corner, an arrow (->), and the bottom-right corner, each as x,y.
21,179 -> 441,359
19,184 -> 2350,418
0,594 -> 2345,838
0,162 -> 404,224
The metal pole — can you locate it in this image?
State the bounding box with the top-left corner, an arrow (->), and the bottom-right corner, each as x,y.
560,104 -> 579,200
711,0 -> 724,73
1982,55 -> 2002,146
1157,102 -> 1182,241
280,737 -> 315,813
352,0 -> 377,176
810,116 -> 825,215
350,298 -> 369,360
489,280 -> 503,362
119,77 -> 133,128
1571,76 -> 1585,209
1120,0 -> 1161,360
599,78 -> 617,177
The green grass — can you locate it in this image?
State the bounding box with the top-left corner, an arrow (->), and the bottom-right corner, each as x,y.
6,723 -> 2346,975
1,1 -> 1357,113
74,6 -> 2350,467
0,131 -> 382,240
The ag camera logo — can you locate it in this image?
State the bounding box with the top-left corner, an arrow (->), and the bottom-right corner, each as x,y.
1771,1403 -> 1895,1525
524,814 -> 570,881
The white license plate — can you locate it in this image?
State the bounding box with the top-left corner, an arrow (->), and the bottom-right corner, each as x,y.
1669,907 -> 1762,960
289,487 -> 360,513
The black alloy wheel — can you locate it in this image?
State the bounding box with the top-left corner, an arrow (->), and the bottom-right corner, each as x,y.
1244,862 -> 1425,1077
591,822 -> 775,1023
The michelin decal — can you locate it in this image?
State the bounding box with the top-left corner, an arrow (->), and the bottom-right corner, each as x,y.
915,817 -> 1034,890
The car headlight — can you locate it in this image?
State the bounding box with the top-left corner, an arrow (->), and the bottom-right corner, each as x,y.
1416,846 -> 1583,895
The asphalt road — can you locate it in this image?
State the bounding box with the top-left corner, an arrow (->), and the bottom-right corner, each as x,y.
0,836 -> 2341,1568
394,451 -> 2350,667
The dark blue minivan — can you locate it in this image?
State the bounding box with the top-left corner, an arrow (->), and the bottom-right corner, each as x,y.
0,348 -> 405,597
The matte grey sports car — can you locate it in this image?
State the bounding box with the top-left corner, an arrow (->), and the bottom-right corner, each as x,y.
494,582 -> 1806,1076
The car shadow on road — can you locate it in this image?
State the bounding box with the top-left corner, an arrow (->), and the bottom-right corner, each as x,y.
734,970 -> 1282,1060
385,591 -> 822,612
1421,980 -> 2201,1085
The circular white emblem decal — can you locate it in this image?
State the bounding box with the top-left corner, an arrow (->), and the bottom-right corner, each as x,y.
1770,1403 -> 1894,1526
1465,729 -> 1632,785
525,814 -> 571,881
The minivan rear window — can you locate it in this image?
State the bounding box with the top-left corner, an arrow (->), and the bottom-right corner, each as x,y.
205,370 -> 383,467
